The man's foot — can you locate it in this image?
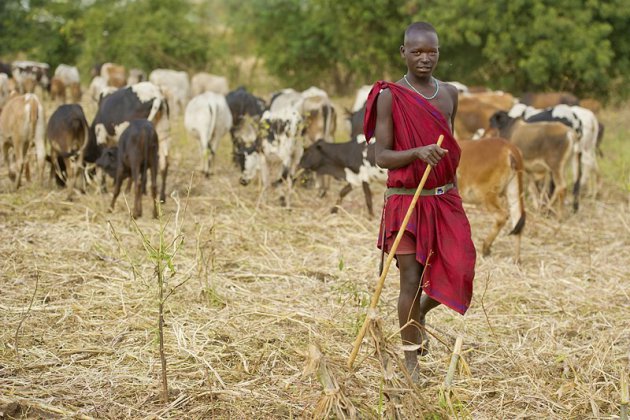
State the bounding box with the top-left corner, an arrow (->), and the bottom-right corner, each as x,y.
404,358 -> 420,382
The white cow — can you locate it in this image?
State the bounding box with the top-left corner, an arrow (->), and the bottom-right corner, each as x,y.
191,72 -> 229,96
571,106 -> 601,194
54,64 -> 80,86
351,85 -> 372,112
238,108 -> 304,207
149,69 -> 190,116
0,73 -> 11,111
184,92 -> 233,177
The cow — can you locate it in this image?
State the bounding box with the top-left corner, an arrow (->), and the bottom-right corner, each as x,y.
490,111 -> 577,215
84,82 -> 170,202
520,91 -> 579,109
11,61 -> 50,94
300,86 -> 336,143
226,86 -> 266,126
0,94 -> 46,189
351,85 -> 372,112
54,64 -> 81,102
149,69 -> 190,116
95,120 -> 159,219
269,88 -> 303,113
349,104 -> 366,142
579,98 -> 602,114
128,68 -> 146,85
191,72 -> 229,96
46,104 -> 89,192
0,73 -> 11,111
184,92 -> 233,177
0,61 -> 12,77
467,91 -> 515,111
457,137 -> 526,262
237,108 -> 304,207
101,63 -> 127,88
454,96 -> 502,140
510,103 -> 601,204
49,77 -> 66,103
299,137 -> 386,217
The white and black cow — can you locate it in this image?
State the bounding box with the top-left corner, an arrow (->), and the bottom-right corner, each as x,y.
11,61 -> 50,94
237,108 -> 304,207
184,91 -> 233,177
299,137 -> 386,217
84,82 -> 170,202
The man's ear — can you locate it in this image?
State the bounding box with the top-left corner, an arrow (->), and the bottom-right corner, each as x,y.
399,45 -> 405,59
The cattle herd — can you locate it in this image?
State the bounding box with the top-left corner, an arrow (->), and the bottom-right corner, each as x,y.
0,60 -> 606,263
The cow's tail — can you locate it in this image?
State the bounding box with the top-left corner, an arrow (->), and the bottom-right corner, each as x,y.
206,101 -> 218,154
507,146 -> 526,236
569,129 -> 581,212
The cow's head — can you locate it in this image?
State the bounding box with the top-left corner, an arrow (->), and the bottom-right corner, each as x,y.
231,115 -> 259,167
489,111 -> 513,130
238,144 -> 262,186
95,146 -> 119,179
299,139 -> 326,171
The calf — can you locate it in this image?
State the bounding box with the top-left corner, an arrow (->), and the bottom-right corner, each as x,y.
299,138 -> 386,217
46,104 -> 89,191
490,111 -> 577,215
237,108 -> 304,207
0,94 -> 46,189
49,77 -> 66,103
96,120 -> 159,219
457,138 -> 526,262
84,82 -> 170,202
128,69 -> 146,85
184,91 -> 233,176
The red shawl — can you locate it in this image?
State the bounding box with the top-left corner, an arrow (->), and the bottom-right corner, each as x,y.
364,81 -> 475,315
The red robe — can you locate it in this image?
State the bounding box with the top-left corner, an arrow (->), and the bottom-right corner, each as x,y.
364,81 -> 476,315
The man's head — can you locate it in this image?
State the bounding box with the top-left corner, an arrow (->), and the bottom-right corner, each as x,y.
400,22 -> 440,78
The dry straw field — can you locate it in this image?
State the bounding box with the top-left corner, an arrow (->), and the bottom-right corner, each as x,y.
1,96 -> 629,419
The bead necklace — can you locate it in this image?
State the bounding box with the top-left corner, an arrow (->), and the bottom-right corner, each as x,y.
404,74 -> 439,100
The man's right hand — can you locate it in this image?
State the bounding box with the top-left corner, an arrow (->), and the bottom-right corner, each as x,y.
414,145 -> 448,166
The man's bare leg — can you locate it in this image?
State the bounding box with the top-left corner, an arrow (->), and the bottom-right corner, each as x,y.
397,254 -> 423,378
418,294 -> 441,355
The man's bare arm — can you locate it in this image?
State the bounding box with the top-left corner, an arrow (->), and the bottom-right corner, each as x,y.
374,88 -> 448,169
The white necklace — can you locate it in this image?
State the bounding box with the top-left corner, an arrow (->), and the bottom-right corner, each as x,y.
404,75 -> 439,100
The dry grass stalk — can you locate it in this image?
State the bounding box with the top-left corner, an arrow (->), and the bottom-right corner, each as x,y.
622,371 -> 629,420
303,344 -> 357,420
0,101 -> 628,418
444,336 -> 463,389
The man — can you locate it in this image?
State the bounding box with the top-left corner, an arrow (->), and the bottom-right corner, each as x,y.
363,22 -> 476,379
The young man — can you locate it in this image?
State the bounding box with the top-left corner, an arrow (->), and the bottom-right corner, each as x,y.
363,22 -> 476,378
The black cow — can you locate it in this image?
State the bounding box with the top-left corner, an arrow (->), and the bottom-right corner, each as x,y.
0,61 -> 12,77
299,138 -> 386,217
84,81 -> 169,202
46,104 -> 89,190
96,120 -> 159,219
226,86 -> 266,126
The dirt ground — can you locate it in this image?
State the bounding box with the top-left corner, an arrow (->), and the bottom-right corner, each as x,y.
0,96 -> 629,419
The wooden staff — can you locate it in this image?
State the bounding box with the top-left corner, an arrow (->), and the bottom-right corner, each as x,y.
347,134 -> 444,369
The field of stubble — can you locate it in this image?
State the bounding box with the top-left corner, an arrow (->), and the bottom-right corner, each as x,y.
0,96 -> 629,419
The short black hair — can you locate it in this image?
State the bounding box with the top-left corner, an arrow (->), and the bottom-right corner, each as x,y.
404,22 -> 438,43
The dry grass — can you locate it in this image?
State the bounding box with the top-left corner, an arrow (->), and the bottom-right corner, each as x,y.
0,96 -> 629,419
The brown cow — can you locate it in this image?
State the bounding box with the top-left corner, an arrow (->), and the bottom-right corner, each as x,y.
49,77 -> 66,103
454,96 -> 501,140
457,137 -> 526,262
467,91 -> 515,111
95,119 -> 159,219
46,104 -> 89,192
0,94 -> 46,189
101,63 -> 127,88
578,98 -> 602,114
490,111 -> 577,215
520,91 -> 579,109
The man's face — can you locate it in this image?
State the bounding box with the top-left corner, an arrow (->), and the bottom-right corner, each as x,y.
400,31 -> 440,77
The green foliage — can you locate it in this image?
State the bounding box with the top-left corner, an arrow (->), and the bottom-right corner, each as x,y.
0,0 -> 628,99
